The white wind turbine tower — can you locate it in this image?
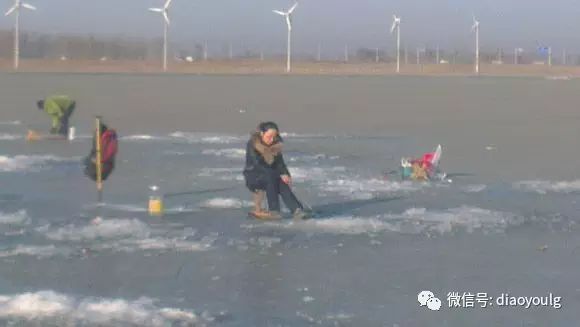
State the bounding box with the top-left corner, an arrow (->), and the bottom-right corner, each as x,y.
514,48 -> 523,65
273,2 -> 298,73
149,0 -> 173,72
5,0 -> 36,71
390,15 -> 401,73
472,16 -> 480,74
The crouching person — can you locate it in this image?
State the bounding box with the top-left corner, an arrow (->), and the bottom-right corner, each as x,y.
84,122 -> 118,182
243,122 -> 307,220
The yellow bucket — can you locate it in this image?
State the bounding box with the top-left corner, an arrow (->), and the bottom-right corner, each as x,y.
148,197 -> 164,216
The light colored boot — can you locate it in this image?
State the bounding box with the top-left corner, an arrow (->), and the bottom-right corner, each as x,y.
249,191 -> 282,220
252,191 -> 265,213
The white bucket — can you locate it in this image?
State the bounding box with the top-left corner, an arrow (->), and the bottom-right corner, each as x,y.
68,127 -> 76,141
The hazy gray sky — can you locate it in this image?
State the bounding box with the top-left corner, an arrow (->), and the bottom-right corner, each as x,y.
1,0 -> 579,54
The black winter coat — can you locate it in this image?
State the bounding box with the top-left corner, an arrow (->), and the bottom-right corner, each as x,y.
243,133 -> 290,191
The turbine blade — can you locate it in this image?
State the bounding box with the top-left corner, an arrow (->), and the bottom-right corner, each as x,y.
471,19 -> 478,31
149,7 -> 163,12
4,5 -> 16,16
164,0 -> 172,10
273,10 -> 285,16
286,16 -> 292,31
163,11 -> 170,25
391,15 -> 400,33
288,2 -> 298,14
21,3 -> 36,10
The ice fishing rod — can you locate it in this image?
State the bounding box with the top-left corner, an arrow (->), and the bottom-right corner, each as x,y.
291,183 -> 315,212
149,186 -> 240,216
163,186 -> 240,199
95,116 -> 103,203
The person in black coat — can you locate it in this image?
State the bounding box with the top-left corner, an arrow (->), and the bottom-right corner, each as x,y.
243,122 -> 306,220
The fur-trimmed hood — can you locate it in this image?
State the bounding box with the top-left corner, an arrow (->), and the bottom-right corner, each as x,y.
250,132 -> 283,165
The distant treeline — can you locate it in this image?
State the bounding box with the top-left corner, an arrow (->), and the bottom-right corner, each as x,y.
0,30 -> 160,60
0,30 -> 577,65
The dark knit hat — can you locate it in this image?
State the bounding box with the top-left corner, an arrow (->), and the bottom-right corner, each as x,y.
258,121 -> 279,133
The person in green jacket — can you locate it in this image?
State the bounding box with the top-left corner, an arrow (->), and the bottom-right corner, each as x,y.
36,95 -> 76,136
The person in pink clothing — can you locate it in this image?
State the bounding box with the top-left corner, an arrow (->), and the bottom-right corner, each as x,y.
401,145 -> 444,181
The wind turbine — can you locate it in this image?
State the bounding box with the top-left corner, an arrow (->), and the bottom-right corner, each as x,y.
273,2 -> 298,73
471,16 -> 480,74
514,48 -> 523,65
562,48 -> 567,65
5,0 -> 36,70
149,0 -> 172,72
390,15 -> 401,73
